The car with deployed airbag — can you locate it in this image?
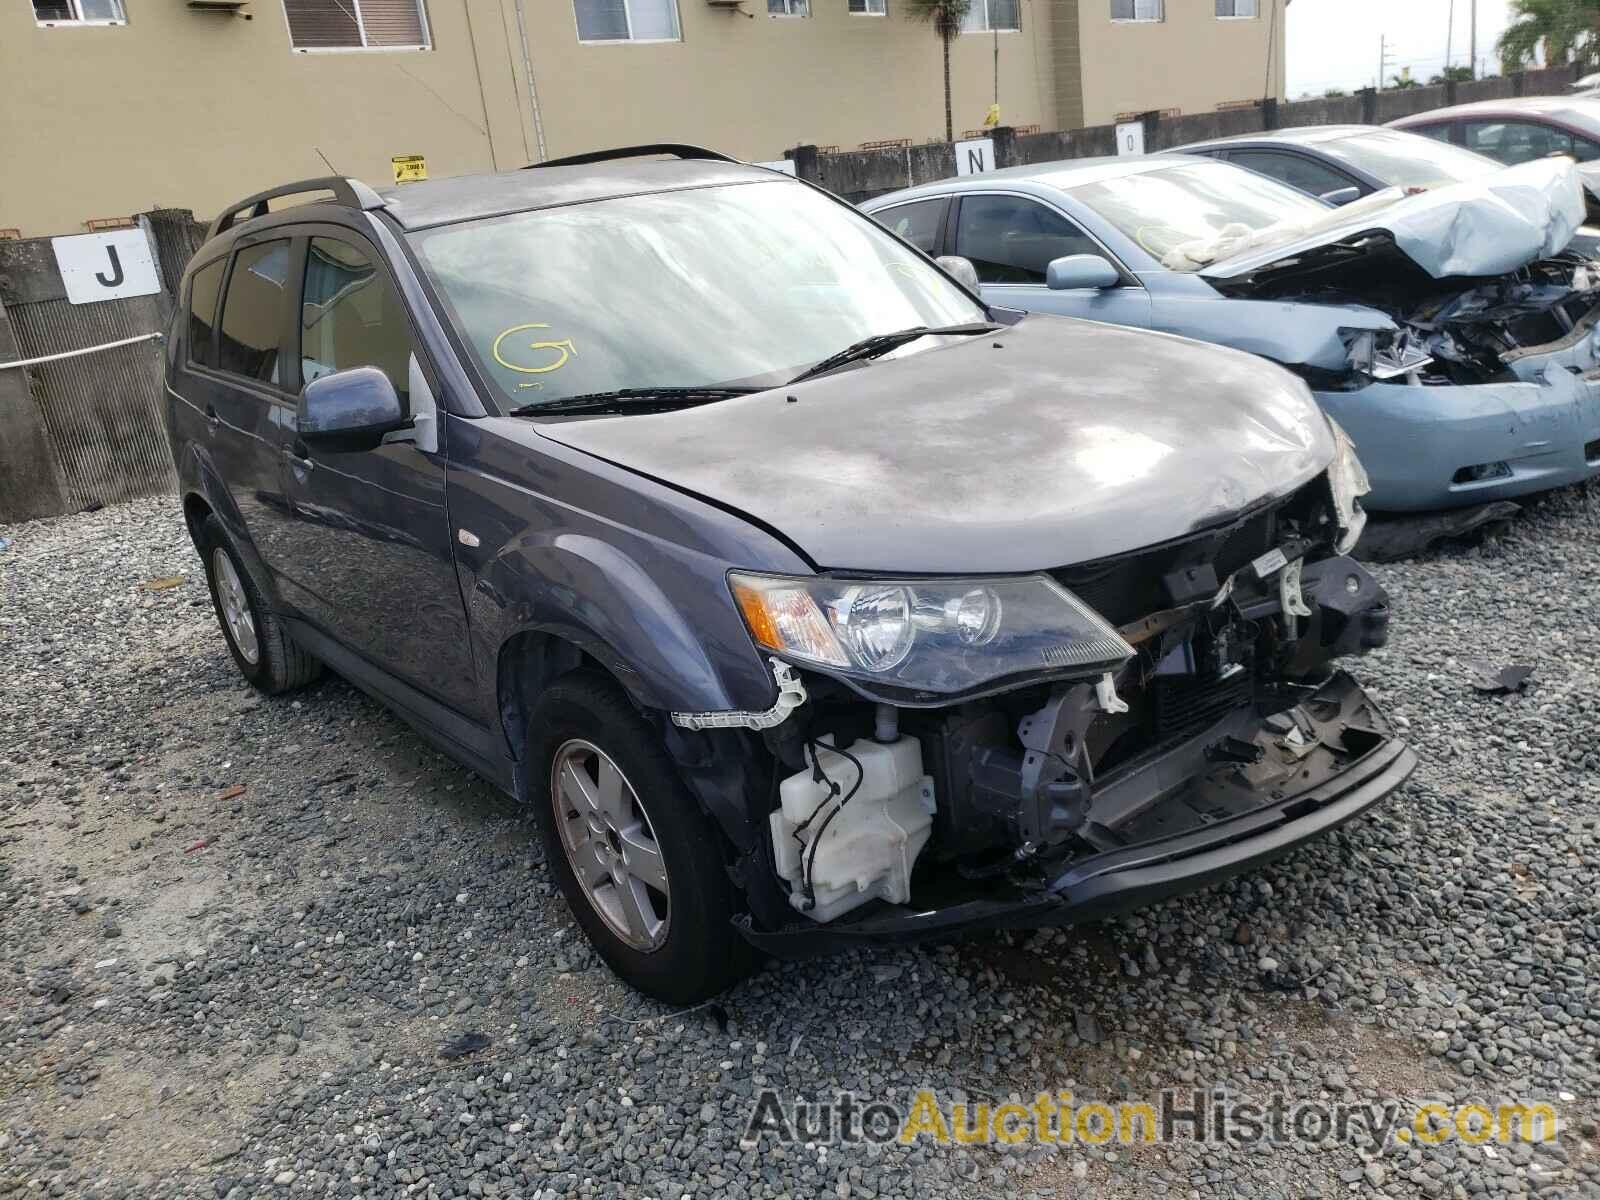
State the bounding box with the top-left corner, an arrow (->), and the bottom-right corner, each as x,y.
864,153 -> 1600,511
165,146 -> 1412,1003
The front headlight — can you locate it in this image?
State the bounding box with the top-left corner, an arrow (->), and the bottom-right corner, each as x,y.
1325,416 -> 1371,555
729,572 -> 1134,698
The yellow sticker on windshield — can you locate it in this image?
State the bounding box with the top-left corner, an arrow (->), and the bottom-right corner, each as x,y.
492,324 -> 577,376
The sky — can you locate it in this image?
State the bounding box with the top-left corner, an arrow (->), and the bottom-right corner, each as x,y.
1286,0 -> 1515,98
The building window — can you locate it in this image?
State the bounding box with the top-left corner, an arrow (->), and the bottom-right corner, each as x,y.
1110,0 -> 1162,20
283,0 -> 430,50
1215,0 -> 1257,16
32,0 -> 126,25
768,0 -> 809,15
847,0 -> 885,12
960,0 -> 1018,32
575,0 -> 680,37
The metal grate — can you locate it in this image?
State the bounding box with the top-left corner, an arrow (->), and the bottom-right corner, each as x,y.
8,297 -> 174,511
1151,669 -> 1254,743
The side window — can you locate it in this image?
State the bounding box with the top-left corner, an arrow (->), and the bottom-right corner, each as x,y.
1463,120 -> 1572,165
1228,150 -> 1357,199
186,259 -> 226,368
1571,135 -> 1600,163
217,241 -> 292,385
954,194 -> 1108,285
872,200 -> 946,254
1407,123 -> 1456,145
301,237 -> 413,406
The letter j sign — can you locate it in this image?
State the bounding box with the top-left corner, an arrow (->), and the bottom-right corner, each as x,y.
51,229 -> 162,305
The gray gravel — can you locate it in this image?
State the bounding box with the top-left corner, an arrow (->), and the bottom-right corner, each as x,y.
3,485 -> 1599,1199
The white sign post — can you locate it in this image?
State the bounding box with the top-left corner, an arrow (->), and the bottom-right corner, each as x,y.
953,137 -> 995,177
51,229 -> 161,305
1115,121 -> 1146,157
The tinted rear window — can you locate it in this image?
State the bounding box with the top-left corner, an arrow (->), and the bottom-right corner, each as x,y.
187,259 -> 225,367
218,240 -> 291,385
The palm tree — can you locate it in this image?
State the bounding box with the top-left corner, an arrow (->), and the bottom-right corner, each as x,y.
906,0 -> 973,143
1499,0 -> 1600,71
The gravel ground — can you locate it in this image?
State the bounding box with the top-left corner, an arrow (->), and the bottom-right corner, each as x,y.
3,485 -> 1599,1200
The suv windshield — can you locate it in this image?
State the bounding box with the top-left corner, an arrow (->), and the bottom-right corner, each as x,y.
409,180 -> 986,410
1318,130 -> 1501,189
1068,160 -> 1329,268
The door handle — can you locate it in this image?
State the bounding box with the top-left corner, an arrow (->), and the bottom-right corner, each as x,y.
284,442 -> 314,473
204,403 -> 219,429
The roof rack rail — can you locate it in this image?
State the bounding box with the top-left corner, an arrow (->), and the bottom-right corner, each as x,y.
524,144 -> 739,170
206,177 -> 386,241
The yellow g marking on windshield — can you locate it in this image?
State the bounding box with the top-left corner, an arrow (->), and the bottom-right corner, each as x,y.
492,324 -> 577,376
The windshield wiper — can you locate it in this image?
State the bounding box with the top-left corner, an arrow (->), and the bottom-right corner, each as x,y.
511,386 -> 761,417
787,322 -> 1000,385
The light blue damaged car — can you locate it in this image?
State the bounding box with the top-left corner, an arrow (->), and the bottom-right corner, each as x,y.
862,154 -> 1600,511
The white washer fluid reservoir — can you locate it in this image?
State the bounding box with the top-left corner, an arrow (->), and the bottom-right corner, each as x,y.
769,734 -> 936,924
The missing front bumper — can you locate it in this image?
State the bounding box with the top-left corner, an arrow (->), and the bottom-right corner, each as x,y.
734,671 -> 1416,959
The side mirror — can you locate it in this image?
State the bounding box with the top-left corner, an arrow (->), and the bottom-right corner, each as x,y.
1319,186 -> 1362,206
935,254 -> 981,293
1045,254 -> 1120,291
298,366 -> 406,450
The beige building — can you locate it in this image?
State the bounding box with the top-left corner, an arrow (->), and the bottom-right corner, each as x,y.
1,0 -> 1285,236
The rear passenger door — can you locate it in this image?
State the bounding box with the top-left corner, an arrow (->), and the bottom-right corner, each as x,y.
182,236 -> 301,585
951,192 -> 1151,327
271,227 -> 480,716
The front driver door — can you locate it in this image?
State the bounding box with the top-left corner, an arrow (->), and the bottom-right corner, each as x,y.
273,229 -> 480,716
951,192 -> 1152,327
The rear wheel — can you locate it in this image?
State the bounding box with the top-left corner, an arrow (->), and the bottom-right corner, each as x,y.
196,515 -> 321,694
528,674 -> 755,1003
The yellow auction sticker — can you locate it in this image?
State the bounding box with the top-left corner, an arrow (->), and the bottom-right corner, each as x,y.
392,155 -> 428,184
492,324 -> 577,377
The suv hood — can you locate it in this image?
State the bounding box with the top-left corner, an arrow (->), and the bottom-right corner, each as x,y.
533,317 -> 1333,574
1195,157 -> 1586,285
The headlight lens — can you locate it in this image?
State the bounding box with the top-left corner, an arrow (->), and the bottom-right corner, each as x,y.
729,572 -> 1133,697
1325,416 -> 1371,555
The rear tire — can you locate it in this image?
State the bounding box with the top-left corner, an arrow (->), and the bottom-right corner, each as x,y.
196,515 -> 321,694
527,673 -> 756,1004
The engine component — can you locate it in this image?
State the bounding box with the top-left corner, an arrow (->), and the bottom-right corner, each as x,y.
770,735 -> 935,923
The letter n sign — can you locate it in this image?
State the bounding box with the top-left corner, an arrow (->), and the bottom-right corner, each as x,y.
51,230 -> 162,305
954,137 -> 995,177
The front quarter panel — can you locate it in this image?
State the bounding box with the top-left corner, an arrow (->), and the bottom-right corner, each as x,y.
445,414 -> 809,723
1143,274 -> 1396,373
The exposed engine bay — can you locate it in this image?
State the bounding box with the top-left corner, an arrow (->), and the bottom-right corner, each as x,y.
738,473 -> 1403,936
1215,242 -> 1600,388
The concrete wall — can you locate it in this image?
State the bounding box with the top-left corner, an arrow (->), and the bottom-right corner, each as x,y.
0,0 -> 1070,236
524,3 -> 1061,161
807,63 -> 1588,201
0,0 -> 531,238
1074,0 -> 1287,126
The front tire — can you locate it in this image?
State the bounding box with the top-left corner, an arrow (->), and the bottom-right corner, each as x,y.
527,673 -> 755,1004
196,515 -> 320,694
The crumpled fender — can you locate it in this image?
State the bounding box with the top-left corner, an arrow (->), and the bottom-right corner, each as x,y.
1154,294 -> 1395,374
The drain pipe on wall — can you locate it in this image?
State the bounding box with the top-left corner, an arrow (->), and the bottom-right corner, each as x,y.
512,0 -> 549,162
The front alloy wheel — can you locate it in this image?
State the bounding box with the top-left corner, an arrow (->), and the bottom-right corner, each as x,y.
527,673 -> 756,1003
550,738 -> 671,952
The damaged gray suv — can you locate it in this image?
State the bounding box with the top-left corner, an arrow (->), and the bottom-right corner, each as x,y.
166,146 -> 1416,1003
